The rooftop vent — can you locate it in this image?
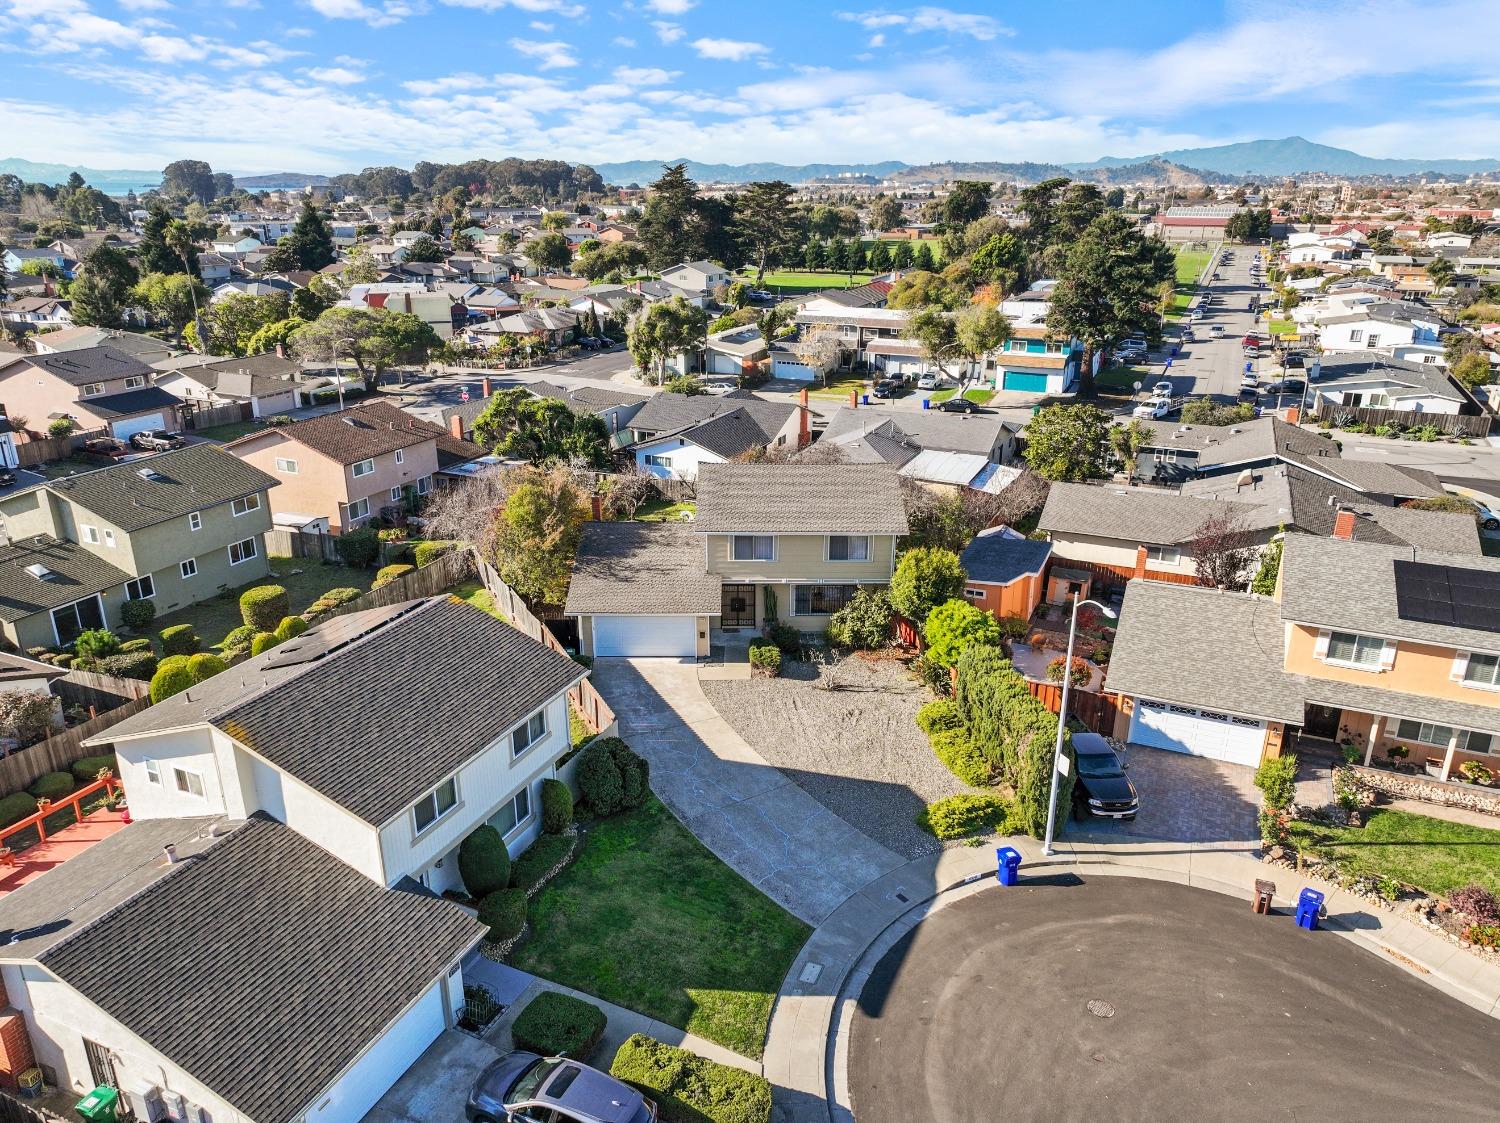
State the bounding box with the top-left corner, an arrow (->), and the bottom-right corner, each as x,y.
24,563 -> 53,580
137,467 -> 164,482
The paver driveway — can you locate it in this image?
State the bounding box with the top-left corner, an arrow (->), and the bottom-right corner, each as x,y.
1070,745 -> 1260,847
589,658 -> 904,925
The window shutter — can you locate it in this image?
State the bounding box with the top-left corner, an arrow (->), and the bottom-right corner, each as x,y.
1451,651 -> 1471,682
1379,640 -> 1397,670
1313,629 -> 1331,659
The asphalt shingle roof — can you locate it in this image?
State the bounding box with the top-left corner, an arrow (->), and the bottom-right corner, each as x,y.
24,345 -> 154,387
0,535 -> 131,622
50,443 -> 278,532
232,399 -> 441,464
36,813 -> 483,1123
1038,482 -> 1258,546
565,521 -> 722,616
80,385 -> 183,419
694,463 -> 909,535
1311,353 -> 1468,403
960,532 -> 1052,585
627,391 -> 794,440
822,406 -> 1011,458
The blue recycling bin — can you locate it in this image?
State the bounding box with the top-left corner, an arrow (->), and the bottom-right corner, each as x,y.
861,393 -> 869,405
921,397 -> 931,410
995,846 -> 1022,887
1296,887 -> 1325,930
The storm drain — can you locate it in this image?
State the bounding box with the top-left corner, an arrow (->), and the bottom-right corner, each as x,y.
1087,1000 -> 1116,1018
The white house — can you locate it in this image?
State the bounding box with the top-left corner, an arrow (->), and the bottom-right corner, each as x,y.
1307,354 -> 1472,416
625,392 -> 803,480
210,236 -> 263,255
1315,301 -> 1453,358
660,260 -> 731,306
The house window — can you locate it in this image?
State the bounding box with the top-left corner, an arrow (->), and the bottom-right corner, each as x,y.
1349,330 -> 1364,343
275,458 -> 298,474
412,777 -> 458,834
963,587 -> 985,601
390,486 -> 403,502
123,375 -> 146,389
492,786 -> 533,838
417,475 -> 432,495
173,767 -> 205,798
1146,546 -> 1180,565
1326,631 -> 1384,667
125,575 -> 155,600
231,494 -> 260,516
1008,339 -> 1026,351
180,558 -> 198,579
144,759 -> 162,786
80,382 -> 104,397
732,535 -> 774,561
643,453 -> 671,468
346,497 -> 370,522
1045,341 -> 1065,354
1464,653 -> 1500,687
794,584 -> 858,616
1366,334 -> 1380,348
394,449 -> 404,464
82,525 -> 100,544
189,511 -> 202,531
1394,719 -> 1489,752
1157,450 -> 1178,464
352,459 -> 375,478
512,710 -> 547,758
51,596 -> 104,645
228,537 -> 258,565
103,530 -> 115,548
828,535 -> 870,561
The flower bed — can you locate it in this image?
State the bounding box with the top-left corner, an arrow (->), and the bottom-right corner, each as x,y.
1352,765 -> 1500,818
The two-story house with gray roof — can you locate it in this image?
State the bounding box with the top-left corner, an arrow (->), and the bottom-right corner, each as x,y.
0,344 -> 183,440
0,444 -> 276,648
623,390 -> 807,480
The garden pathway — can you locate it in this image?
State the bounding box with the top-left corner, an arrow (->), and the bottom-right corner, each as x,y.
589,658 -> 904,926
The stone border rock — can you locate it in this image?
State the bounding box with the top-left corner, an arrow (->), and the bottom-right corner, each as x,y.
1353,764 -> 1500,816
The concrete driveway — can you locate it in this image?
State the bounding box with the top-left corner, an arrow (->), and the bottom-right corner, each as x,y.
359,1030 -> 500,1123
1068,745 -> 1260,847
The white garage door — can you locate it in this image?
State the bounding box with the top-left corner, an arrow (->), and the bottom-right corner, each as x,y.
594,615 -> 696,658
110,412 -> 165,439
304,980 -> 445,1123
1129,701 -> 1265,767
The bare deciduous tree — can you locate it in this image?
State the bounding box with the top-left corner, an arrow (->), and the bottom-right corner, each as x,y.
604,465 -> 657,519
1188,512 -> 1261,590
792,324 -> 843,386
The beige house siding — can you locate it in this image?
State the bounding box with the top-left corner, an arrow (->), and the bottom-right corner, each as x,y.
1048,531 -> 1199,578
704,532 -> 898,584
0,364 -> 169,432
3,586 -> 128,651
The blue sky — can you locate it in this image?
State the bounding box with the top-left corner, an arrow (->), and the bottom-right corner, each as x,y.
2,0 -> 1498,174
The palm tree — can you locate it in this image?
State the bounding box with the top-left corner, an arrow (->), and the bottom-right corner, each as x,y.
1110,420 -> 1152,484
164,219 -> 204,349
1425,256 -> 1456,292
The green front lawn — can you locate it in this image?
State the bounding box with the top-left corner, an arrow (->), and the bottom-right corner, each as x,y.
149,555 -> 373,649
749,270 -> 876,294
633,499 -> 697,522
1269,319 -> 1298,336
962,387 -> 995,405
1287,807 -> 1500,898
511,797 -> 811,1059
1164,247 -> 1215,320
191,420 -> 269,443
1096,364 -> 1152,390
807,373 -> 870,400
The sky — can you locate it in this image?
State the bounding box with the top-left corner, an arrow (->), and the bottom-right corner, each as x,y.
2,0 -> 1499,175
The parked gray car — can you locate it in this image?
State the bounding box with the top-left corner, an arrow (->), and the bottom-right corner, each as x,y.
468,1053 -> 657,1123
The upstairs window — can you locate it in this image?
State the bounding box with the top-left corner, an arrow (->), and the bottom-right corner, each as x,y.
352,458 -> 375,478
732,535 -> 774,561
412,777 -> 458,834
828,535 -> 870,561
231,494 -> 260,517
1463,652 -> 1500,687
1325,631 -> 1384,667
512,710 -> 547,758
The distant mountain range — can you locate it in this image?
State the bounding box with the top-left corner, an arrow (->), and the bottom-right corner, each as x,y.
592,159 -> 908,186
233,172 -> 332,190
0,157 -> 159,195
1066,136 -> 1500,178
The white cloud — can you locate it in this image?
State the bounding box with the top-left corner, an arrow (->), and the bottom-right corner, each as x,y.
837,6 -> 1010,40
613,65 -> 677,86
1320,115 -> 1500,160
304,0 -> 411,28
508,38 -> 578,69
305,65 -> 367,84
139,35 -> 207,62
401,71 -> 487,94
868,33 -> 884,48
438,0 -> 585,13
691,37 -> 769,62
529,19 -> 553,30
645,0 -> 695,12
118,0 -> 171,10
612,35 -> 637,47
651,20 -> 683,43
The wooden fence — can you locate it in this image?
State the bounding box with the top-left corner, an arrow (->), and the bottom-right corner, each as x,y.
321,549 -> 478,621
182,400 -> 251,430
56,669 -> 150,716
474,556 -> 618,738
268,527 -> 341,563
0,693 -> 151,796
1024,679 -> 1123,738
1312,398 -> 1491,438
1048,556 -> 1200,593
12,428 -> 106,468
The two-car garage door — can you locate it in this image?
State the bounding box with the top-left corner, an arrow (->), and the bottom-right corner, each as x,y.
1129,701 -> 1266,767
593,615 -> 697,658
109,412 -> 166,440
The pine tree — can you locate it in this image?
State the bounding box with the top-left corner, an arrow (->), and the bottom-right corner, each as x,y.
138,205 -> 184,275
285,200 -> 337,270
868,241 -> 892,272
912,241 -> 935,270
890,240 -> 913,269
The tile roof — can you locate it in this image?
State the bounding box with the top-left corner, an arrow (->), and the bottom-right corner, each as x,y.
960,531 -> 1052,585
35,814 -> 483,1123
694,463 -> 909,535
230,399 -> 439,464
24,345 -> 154,387
0,535 -> 131,622
565,521 -> 722,617
50,443 -> 278,532
1038,482 -> 1258,546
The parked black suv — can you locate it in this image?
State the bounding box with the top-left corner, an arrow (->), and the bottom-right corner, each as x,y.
1071,732 -> 1139,820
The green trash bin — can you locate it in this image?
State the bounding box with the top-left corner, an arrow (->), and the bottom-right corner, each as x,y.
76,1086 -> 119,1123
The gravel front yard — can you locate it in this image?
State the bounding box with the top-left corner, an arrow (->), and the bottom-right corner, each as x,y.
701,655 -> 969,858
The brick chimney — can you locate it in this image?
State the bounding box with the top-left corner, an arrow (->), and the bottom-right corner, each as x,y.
590,494 -> 604,520
449,413 -> 465,440
274,342 -> 287,359
798,388 -> 810,448
1284,406 -> 1300,424
1332,507 -> 1358,540
482,376 -> 493,397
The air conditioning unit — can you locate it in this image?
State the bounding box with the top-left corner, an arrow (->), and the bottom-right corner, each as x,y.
126,1081 -> 166,1123
159,1089 -> 187,1123
187,1102 -> 213,1123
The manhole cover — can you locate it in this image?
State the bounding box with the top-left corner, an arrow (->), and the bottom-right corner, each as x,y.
1087,1000 -> 1116,1018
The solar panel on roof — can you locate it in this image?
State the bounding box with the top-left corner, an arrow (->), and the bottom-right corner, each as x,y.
1394,559 -> 1500,633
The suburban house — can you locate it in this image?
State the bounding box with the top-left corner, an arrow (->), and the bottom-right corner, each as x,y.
567,463 -> 909,657
1315,302 -> 1455,362
660,260 -> 731,305
1,247 -> 65,274
666,325 -> 769,378
28,327 -> 180,366
1303,354 -> 1477,419
228,400 -> 481,535
625,391 -> 806,480
972,319 -> 1086,395
959,528 -> 1052,622
1107,534 -> 1500,777
0,444 -> 277,647
0,595 -> 587,1123
0,297 -> 73,332
0,345 -> 184,440
819,405 -> 1016,466
154,352 -> 305,419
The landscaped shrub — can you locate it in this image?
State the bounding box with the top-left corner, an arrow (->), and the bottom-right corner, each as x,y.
540,777 -> 573,834
576,737 -> 650,816
120,638 -> 153,653
240,585 -> 290,632
766,622 -> 800,654
510,834 -> 577,896
0,792 -> 38,829
74,628 -> 120,661
186,652 -> 226,682
1253,754 -> 1300,812
159,624 -> 200,656
610,1034 -> 772,1123
889,547 -> 966,625
915,698 -> 962,736
827,587 -> 895,650
335,527 -> 381,568
477,887 -> 527,942
306,587 -> 365,619
511,991 -> 607,1060
1045,655 -> 1091,688
372,563 -> 415,589
0,691 -> 56,748
71,754 -> 118,783
149,655 -> 195,702
458,825 -> 511,897
1459,760 -> 1495,785
249,632 -> 281,656
29,771 -> 75,801
1449,883 -> 1500,923
413,539 -> 457,567
917,792 -> 1013,840
274,615 -> 308,642
748,641 -> 781,677
98,650 -> 158,681
1465,923 -> 1500,948
119,598 -> 157,632
930,728 -> 992,786
922,599 -> 1001,669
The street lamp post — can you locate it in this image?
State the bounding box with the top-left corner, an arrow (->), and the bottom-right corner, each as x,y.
330,336 -> 357,411
1042,595 -> 1118,856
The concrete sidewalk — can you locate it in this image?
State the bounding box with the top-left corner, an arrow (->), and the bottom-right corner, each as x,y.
590,658 -> 903,925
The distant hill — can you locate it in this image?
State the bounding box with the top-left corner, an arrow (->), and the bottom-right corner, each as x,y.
593,158 -> 908,186
233,172 -> 331,190
0,157 -> 159,195
887,158 -> 1233,187
1068,137 -> 1500,177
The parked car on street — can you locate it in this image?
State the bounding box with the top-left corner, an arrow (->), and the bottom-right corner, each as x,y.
937,396 -> 981,414
1283,353 -> 1306,369
1151,381 -> 1173,397
468,1053 -> 657,1123
873,378 -> 903,398
917,374 -> 941,390
1208,324 -> 1224,337
130,429 -> 186,452
1264,378 -> 1306,396
1070,732 -> 1139,820
1132,397 -> 1173,421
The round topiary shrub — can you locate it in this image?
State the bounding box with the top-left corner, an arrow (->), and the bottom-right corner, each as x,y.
458,825 -> 511,897
510,991 -> 607,1059
74,629 -> 120,661
221,624 -> 256,650
335,528 -> 381,568
478,887 -> 527,943
159,624 -> 200,657
186,652 -> 226,682
413,539 -> 456,567
119,637 -> 153,653
120,598 -> 157,632
274,615 -> 308,641
249,631 -> 281,656
0,792 -> 38,829
540,778 -> 574,834
71,754 -> 118,784
29,771 -> 75,801
98,650 -> 159,681
149,654 -> 195,702
372,563 -> 415,589
576,737 -> 649,816
324,587 -> 364,605
240,585 -> 290,632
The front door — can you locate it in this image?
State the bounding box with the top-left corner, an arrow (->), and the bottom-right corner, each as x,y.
721,584 -> 756,628
1304,704 -> 1341,740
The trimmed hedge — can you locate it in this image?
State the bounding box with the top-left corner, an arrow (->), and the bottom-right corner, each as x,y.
510,991 -> 607,1060
372,563 -> 415,589
0,793 -> 38,829
458,825 -> 511,897
240,585 -> 290,632
747,641 -> 781,677
915,699 -> 962,736
510,833 -> 576,896
275,615 -> 308,642
306,587 -> 364,620
186,653 -> 226,682
119,638 -> 153,653
918,793 -> 1013,840
98,650 -> 158,681
335,527 -> 381,569
1254,754 -> 1299,812
610,1034 -> 772,1123
539,777 -> 573,834
150,655 -> 195,703
413,539 -> 456,567
29,771 -> 75,801
71,754 -> 118,783
250,632 -> 281,656
120,598 -> 157,632
159,624 -> 200,656
929,728 -> 992,787
575,737 -> 650,817
478,887 -> 527,942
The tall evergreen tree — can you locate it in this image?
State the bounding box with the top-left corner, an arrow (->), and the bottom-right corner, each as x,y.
734,180 -> 801,284
138,204 -> 185,275
638,164 -> 702,269
912,241 -> 935,270
285,200 -> 337,270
